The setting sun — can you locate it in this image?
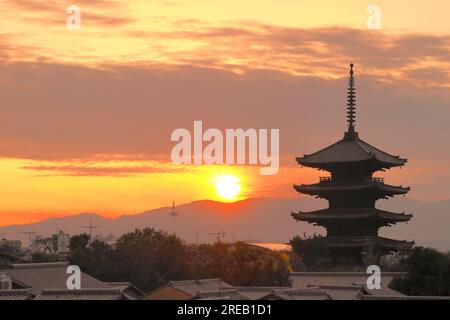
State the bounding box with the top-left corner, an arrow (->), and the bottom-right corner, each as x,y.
214,175 -> 242,201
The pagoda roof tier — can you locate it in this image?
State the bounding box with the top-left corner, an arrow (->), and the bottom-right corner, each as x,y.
325,236 -> 414,250
297,132 -> 406,170
294,181 -> 410,198
291,208 -> 412,226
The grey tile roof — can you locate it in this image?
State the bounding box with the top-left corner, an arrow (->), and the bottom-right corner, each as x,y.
105,281 -> 145,300
196,288 -> 248,300
267,288 -> 331,300
0,289 -> 33,300
360,295 -> 450,300
4,262 -> 110,295
169,278 -> 234,297
237,287 -> 288,300
307,284 -> 364,300
33,288 -> 125,300
290,272 -> 405,297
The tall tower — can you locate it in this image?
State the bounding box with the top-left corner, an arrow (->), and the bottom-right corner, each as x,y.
169,201 -> 178,235
292,64 -> 413,264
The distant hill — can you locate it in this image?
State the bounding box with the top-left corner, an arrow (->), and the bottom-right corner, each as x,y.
1,197 -> 449,250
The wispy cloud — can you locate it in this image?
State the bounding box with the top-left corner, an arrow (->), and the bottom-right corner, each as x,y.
127,24 -> 450,86
3,0 -> 133,27
20,158 -> 187,177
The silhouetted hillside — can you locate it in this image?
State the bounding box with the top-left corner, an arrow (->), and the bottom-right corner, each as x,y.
1,197 -> 449,250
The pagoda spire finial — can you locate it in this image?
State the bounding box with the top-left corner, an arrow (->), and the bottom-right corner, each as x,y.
346,63 -> 356,135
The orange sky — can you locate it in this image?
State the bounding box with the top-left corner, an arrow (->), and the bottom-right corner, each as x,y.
0,1 -> 449,226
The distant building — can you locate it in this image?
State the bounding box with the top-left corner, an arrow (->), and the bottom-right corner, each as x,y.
31,231 -> 70,255
56,231 -> 70,254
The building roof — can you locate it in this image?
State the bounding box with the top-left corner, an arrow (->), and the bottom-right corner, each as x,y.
290,272 -> 405,297
0,289 -> 33,300
0,262 -> 143,300
33,288 -> 125,300
3,262 -> 110,295
167,278 -> 235,298
307,284 -> 364,300
237,286 -> 289,300
146,273 -> 450,300
292,208 -> 412,225
359,295 -> 450,300
196,288 -> 248,300
105,281 -> 145,300
297,133 -> 406,169
264,288 -> 331,300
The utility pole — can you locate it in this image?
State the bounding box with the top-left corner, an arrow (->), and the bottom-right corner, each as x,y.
82,217 -> 99,241
208,231 -> 227,242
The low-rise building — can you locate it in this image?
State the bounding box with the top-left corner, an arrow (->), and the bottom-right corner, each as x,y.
143,272 -> 450,300
0,262 -> 143,300
144,278 -> 235,300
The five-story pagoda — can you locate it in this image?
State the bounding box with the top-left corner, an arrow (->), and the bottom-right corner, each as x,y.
292,64 -> 413,264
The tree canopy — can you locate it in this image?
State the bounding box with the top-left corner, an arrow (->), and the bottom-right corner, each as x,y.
390,247 -> 450,296
68,228 -> 291,292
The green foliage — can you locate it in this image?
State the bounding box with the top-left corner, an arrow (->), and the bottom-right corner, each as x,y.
68,229 -> 291,292
188,241 -> 291,287
69,228 -> 188,292
390,247 -> 450,296
69,233 -> 90,251
31,251 -> 60,263
290,234 -> 331,268
114,228 -> 189,290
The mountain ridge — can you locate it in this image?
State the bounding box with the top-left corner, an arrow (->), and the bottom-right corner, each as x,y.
1,197 -> 449,250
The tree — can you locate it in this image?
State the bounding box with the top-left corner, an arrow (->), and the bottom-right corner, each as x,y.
290,234 -> 331,269
68,229 -> 292,292
390,247 -> 450,296
35,236 -> 58,256
114,228 -> 189,291
69,233 -> 90,251
31,251 -> 60,263
69,228 -> 189,292
189,241 -> 291,287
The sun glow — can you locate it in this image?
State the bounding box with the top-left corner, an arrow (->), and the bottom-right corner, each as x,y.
214,175 -> 242,201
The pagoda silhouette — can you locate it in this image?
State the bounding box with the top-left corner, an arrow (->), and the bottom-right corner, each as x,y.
292,64 -> 413,264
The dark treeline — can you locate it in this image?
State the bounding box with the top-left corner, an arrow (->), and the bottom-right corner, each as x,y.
390,247 -> 450,296
289,234 -> 365,271
68,228 -> 291,292
26,229 -> 450,296
290,234 -> 450,296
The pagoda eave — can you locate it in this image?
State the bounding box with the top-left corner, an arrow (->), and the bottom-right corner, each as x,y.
294,182 -> 410,197
296,134 -> 407,172
291,208 -> 412,224
297,156 -> 405,172
325,236 -> 414,251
